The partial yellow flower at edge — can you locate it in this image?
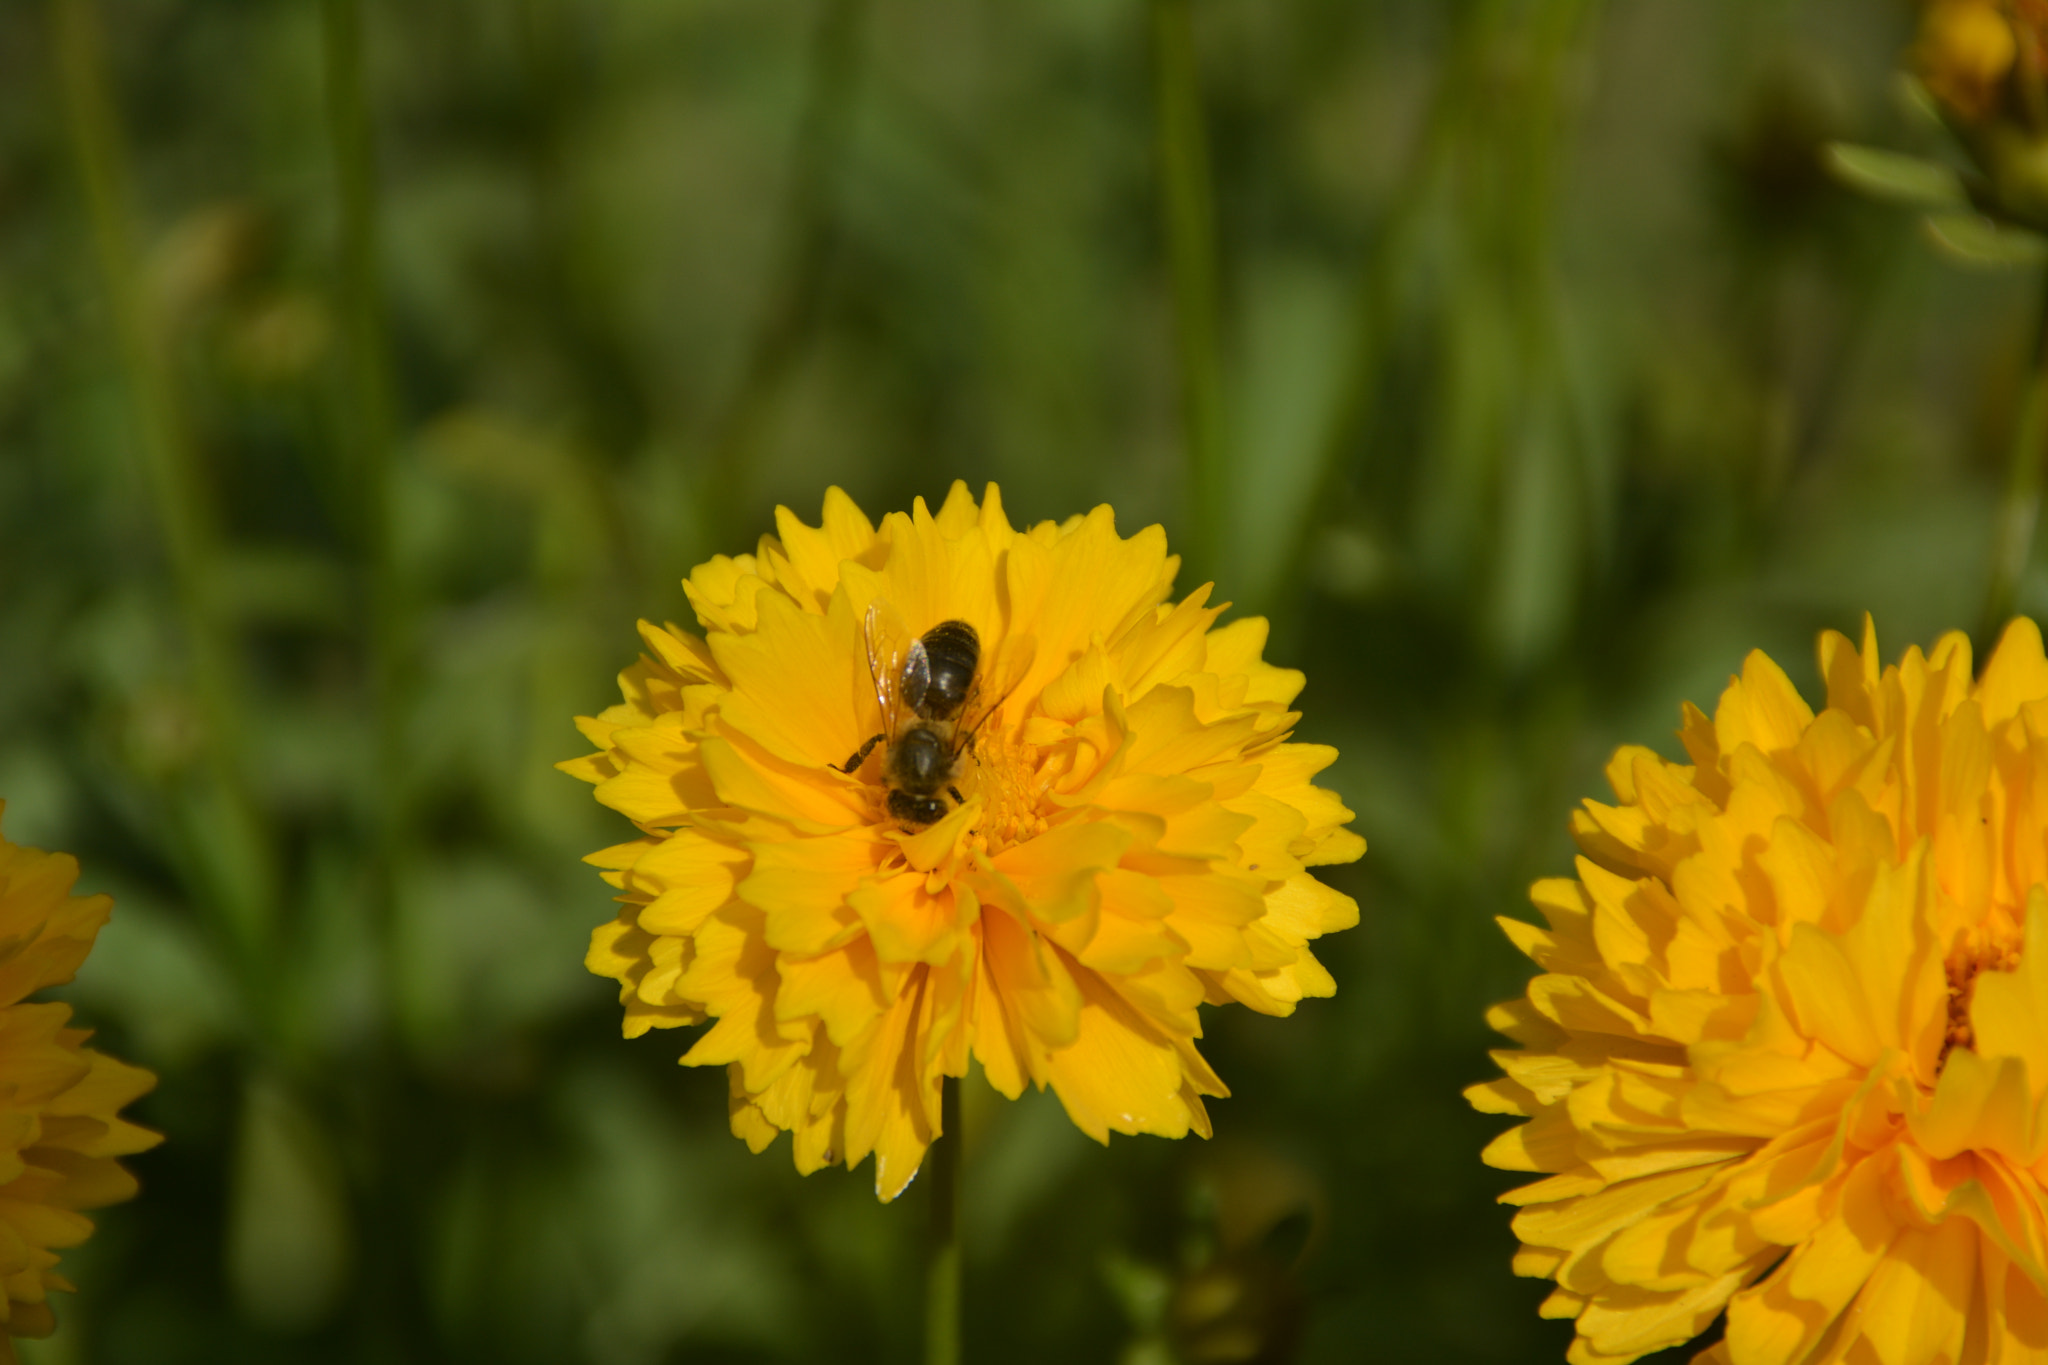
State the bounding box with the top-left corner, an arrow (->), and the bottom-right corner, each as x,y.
562,482 -> 1364,1200
0,804 -> 160,1344
1915,0 -> 2020,124
1469,617 -> 2048,1364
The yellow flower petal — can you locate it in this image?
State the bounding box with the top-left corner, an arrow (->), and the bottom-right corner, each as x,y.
0,809 -> 159,1339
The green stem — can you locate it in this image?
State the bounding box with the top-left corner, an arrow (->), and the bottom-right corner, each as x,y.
52,0 -> 276,973
704,0 -> 868,542
1267,13 -> 1477,632
513,0 -> 644,604
1149,0 -> 1228,587
321,0 -> 405,1026
318,24 -> 417,1342
516,0 -> 649,467
925,1079 -> 963,1365
1982,265 -> 2048,645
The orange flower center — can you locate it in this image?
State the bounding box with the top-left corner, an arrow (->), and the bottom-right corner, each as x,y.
966,719 -> 1050,854
1941,929 -> 2024,1068
2023,0 -> 2048,62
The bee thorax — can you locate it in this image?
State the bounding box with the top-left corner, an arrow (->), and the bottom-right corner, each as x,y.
887,726 -> 952,787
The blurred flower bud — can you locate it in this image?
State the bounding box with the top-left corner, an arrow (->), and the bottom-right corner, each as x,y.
123,684 -> 206,780
1711,65 -> 1846,249
150,202 -> 271,327
1109,1147 -> 1324,1365
226,292 -> 331,382
1166,1254 -> 1302,1365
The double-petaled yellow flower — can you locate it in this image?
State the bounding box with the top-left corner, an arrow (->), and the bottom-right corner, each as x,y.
1472,619 -> 2048,1363
565,483 -> 1362,1199
0,806 -> 159,1349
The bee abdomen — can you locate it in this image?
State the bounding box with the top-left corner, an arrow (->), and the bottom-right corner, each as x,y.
887,789 -> 950,826
920,620 -> 979,720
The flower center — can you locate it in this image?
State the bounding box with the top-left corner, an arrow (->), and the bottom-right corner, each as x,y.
967,718 -> 1049,854
1940,930 -> 2024,1069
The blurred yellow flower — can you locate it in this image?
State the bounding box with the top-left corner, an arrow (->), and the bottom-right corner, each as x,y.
563,483 -> 1362,1200
0,806 -> 159,1347
1469,619 -> 2048,1364
1915,0 -> 2022,123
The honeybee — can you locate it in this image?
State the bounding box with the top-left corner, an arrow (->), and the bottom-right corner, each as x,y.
840,602 -> 1008,827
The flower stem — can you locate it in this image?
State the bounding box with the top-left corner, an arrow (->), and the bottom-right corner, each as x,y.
320,0 -> 405,1030
925,1078 -> 963,1365
1270,11 -> 1479,631
52,0 -> 277,975
705,0 -> 868,542
1149,0 -> 1228,586
1982,265 -> 2048,644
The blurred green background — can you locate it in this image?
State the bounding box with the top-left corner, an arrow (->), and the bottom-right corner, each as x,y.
0,0 -> 2030,1360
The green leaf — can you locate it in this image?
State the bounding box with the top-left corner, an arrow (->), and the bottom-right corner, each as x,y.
1924,212 -> 2048,267
1824,143 -> 1967,209
1101,1250 -> 1173,1331
1894,73 -> 1945,130
227,1077 -> 351,1332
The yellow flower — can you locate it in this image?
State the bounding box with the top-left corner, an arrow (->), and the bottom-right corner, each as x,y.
563,483 -> 1363,1200
1469,619 -> 2048,1364
1905,1 -> 2048,230
1915,0 -> 2021,124
0,805 -> 160,1345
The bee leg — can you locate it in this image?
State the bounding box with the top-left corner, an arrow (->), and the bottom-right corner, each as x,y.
840,733 -> 885,774
948,785 -> 964,804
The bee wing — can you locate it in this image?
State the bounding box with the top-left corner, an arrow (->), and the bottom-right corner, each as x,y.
958,632 -> 1036,744
902,639 -> 931,716
862,598 -> 918,733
